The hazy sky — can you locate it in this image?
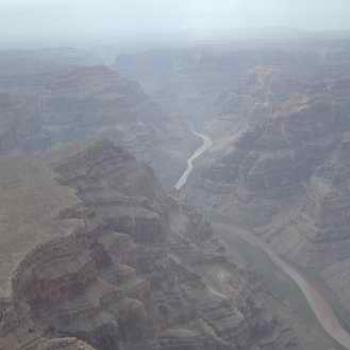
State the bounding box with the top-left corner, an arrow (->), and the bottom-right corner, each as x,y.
2,0 -> 350,47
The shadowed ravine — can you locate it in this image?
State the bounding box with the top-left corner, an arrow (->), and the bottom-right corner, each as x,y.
176,128 -> 350,350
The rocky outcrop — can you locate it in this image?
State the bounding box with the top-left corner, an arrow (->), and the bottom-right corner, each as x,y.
0,156 -> 81,299
1,141 -> 301,350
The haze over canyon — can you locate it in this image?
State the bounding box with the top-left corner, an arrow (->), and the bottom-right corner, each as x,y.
1,1 -> 350,350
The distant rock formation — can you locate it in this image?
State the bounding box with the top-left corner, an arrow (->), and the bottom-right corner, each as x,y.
0,59 -> 197,187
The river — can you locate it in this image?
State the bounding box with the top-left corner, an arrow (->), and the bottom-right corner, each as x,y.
175,127 -> 350,350
174,128 -> 213,191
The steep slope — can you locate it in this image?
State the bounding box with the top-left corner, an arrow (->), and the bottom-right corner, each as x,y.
187,75 -> 350,324
1,141 -> 301,350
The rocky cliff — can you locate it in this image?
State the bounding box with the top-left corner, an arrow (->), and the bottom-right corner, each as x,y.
0,140 -> 301,350
183,41 -> 350,324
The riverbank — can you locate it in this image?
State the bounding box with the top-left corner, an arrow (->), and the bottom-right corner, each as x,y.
175,127 -> 350,350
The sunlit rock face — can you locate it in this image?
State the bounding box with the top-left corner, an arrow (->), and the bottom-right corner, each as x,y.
1,141 -> 301,350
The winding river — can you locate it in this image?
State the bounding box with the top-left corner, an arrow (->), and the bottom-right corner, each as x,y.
175,127 -> 350,350
174,128 -> 213,191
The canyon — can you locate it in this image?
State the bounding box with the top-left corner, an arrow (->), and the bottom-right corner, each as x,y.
117,35 -> 350,347
1,140 -> 302,350
1,34 -> 350,349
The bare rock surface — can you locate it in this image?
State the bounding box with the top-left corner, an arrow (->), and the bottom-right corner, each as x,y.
178,40 -> 350,325
1,141 -> 301,350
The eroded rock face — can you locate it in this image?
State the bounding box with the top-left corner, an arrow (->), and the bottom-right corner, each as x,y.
0,55 -> 197,188
116,37 -> 350,329
186,53 -> 350,321
1,141 -> 301,350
